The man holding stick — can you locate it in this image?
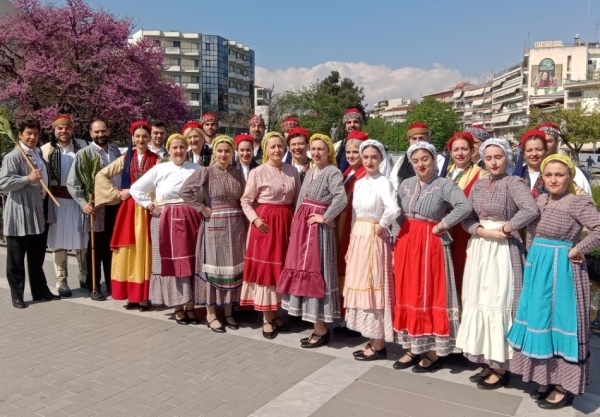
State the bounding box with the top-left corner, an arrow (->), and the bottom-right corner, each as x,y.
67,118 -> 121,301
0,119 -> 60,308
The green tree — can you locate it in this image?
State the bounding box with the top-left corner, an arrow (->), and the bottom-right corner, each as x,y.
277,71 -> 365,136
363,118 -> 407,151
405,96 -> 460,151
525,105 -> 600,164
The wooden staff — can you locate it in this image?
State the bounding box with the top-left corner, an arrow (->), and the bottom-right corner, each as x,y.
13,143 -> 61,208
89,193 -> 97,293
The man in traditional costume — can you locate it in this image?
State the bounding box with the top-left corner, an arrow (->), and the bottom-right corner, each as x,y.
0,120 -> 60,308
67,119 -> 122,301
41,114 -> 89,297
335,108 -> 364,172
281,116 -> 301,164
201,112 -> 219,147
466,125 -> 490,169
149,120 -> 168,159
389,122 -> 446,190
249,114 -> 266,164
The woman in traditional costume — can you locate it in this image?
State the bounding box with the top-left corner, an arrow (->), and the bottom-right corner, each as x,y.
344,139 -> 400,361
455,138 -> 538,390
95,121 -> 158,311
507,154 -> 600,409
234,133 -> 258,181
183,121 -> 212,167
286,127 -> 312,183
392,142 -> 472,372
334,131 -> 368,336
512,130 -> 549,198
130,134 -> 202,324
240,132 -> 301,338
445,132 -> 485,296
179,135 -> 247,332
277,133 -> 347,348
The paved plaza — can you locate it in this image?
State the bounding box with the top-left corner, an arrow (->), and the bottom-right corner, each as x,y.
0,246 -> 599,417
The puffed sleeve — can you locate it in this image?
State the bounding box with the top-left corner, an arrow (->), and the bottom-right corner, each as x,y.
440,180 -> 472,229
130,165 -> 158,208
0,152 -> 30,192
507,176 -> 539,232
379,177 -> 401,229
574,196 -> 600,254
179,167 -> 208,213
241,168 -> 260,224
94,156 -> 125,206
322,168 -> 348,223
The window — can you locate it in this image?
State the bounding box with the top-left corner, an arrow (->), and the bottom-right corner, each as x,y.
567,55 -> 572,71
173,75 -> 181,83
193,60 -> 200,69
191,93 -> 199,101
229,81 -> 234,87
566,73 -> 571,80
172,41 -> 181,48
170,58 -> 180,66
568,91 -> 583,98
205,60 -> 211,67
154,39 -> 161,46
191,76 -> 199,83
191,42 -> 199,51
206,43 -> 211,51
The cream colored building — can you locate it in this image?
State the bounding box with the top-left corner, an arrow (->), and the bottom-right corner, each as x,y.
490,63 -> 526,140
372,98 -> 417,120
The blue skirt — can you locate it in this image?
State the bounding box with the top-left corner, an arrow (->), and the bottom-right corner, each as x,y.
507,237 -> 579,363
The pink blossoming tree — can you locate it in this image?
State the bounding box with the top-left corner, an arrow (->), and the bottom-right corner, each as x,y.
0,0 -> 190,140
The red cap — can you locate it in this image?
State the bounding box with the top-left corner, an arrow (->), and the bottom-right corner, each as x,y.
520,130 -> 547,149
409,122 -> 428,130
201,112 -> 218,126
287,127 -> 310,141
181,121 -> 202,135
446,132 -> 474,151
537,122 -> 559,130
234,133 -> 254,147
347,131 -> 368,141
52,114 -> 74,128
281,116 -> 300,133
407,122 -> 430,137
129,120 -> 151,135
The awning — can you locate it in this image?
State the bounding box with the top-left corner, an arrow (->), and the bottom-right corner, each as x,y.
492,103 -> 503,111
484,86 -> 492,93
464,87 -> 485,97
483,97 -> 492,104
452,90 -> 463,98
472,99 -> 484,106
492,86 -> 520,99
491,114 -> 511,123
492,79 -> 504,88
483,109 -> 492,114
463,111 -> 473,116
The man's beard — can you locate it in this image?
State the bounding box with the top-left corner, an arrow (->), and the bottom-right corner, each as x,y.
94,136 -> 109,145
56,134 -> 73,144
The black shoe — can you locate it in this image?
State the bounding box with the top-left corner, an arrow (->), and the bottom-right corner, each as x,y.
530,385 -> 554,400
224,315 -> 239,330
301,330 -> 330,349
477,371 -> 510,390
138,304 -> 149,312
332,324 -> 349,334
537,390 -> 575,410
207,318 -> 225,333
346,329 -> 361,337
57,282 -> 72,297
393,353 -> 420,370
186,308 -> 200,325
412,356 -> 443,373
262,322 -> 276,339
125,302 -> 140,310
353,343 -> 371,357
272,317 -> 289,332
355,347 -> 387,361
175,309 -> 190,325
33,293 -> 61,301
469,370 -> 491,383
89,291 -> 106,301
79,281 -> 88,290
12,299 -> 27,309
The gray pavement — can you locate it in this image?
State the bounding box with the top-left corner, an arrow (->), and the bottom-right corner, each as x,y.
0,246 -> 599,417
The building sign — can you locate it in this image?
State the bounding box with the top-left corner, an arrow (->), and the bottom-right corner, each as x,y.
531,58 -> 562,94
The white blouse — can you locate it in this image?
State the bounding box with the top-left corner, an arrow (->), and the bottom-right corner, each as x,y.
130,161 -> 200,207
352,173 -> 400,228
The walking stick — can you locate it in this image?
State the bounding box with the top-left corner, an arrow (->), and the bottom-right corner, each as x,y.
89,193 -> 97,293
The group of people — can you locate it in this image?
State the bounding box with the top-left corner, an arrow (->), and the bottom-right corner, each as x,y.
1,107 -> 598,410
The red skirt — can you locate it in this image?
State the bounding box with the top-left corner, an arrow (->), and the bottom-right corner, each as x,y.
110,198 -> 147,249
277,198 -> 328,299
159,203 -> 202,278
393,219 -> 449,337
243,204 -> 293,287
449,224 -> 470,296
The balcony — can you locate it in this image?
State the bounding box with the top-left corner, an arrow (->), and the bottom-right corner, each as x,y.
182,48 -> 200,56
229,54 -> 244,65
188,100 -> 200,107
186,83 -> 200,90
228,87 -> 237,94
165,47 -> 181,54
165,65 -> 182,72
241,59 -> 250,67
181,65 -> 201,73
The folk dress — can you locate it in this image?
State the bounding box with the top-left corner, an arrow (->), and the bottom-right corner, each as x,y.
344,173 -> 400,340
393,175 -> 472,355
240,163 -> 301,311
179,164 -> 247,306
456,174 -> 538,369
508,193 -> 600,394
278,165 -> 348,323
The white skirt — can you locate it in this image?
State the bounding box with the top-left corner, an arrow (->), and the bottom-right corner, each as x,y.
47,197 -> 89,250
455,219 -> 514,363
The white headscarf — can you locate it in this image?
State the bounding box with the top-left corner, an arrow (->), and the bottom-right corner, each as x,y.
479,138 -> 512,160
359,139 -> 392,177
406,141 -> 438,161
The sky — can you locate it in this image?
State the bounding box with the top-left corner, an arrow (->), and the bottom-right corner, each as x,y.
60,0 -> 600,107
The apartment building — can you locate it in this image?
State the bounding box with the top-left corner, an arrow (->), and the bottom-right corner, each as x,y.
490,63 -> 526,140
130,30 -> 255,129
457,82 -> 492,130
372,98 -> 418,123
254,85 -> 271,127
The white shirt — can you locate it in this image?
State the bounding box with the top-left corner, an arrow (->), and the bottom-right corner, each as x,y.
20,142 -> 48,193
241,163 -> 250,181
353,173 -> 401,229
149,143 -> 167,159
574,166 -> 592,194
58,142 -> 75,186
451,168 -> 463,181
91,142 -> 121,188
389,153 -> 446,191
130,161 -> 200,207
528,170 -> 540,191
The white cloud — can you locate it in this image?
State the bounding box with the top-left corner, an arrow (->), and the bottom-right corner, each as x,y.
256,61 -> 481,108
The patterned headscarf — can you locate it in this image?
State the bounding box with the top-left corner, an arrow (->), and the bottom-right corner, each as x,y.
479,138 -> 512,160
406,141 -> 437,161
540,154 -> 577,194
309,133 -> 337,167
51,114 -> 74,129
537,122 -> 561,139
261,131 -> 286,164
466,125 -> 491,141
210,135 -> 236,165
201,112 -> 218,127
166,133 -> 188,150
343,108 -> 363,124
359,139 -> 387,164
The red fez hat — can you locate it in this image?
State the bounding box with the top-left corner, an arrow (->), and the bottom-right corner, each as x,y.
201,112 -> 218,126
343,108 -> 363,123
234,133 -> 254,147
51,114 -> 74,128
520,129 -> 547,149
347,131 -> 369,141
537,122 -> 561,138
408,122 -> 430,137
446,132 -> 474,151
281,117 -> 300,133
287,127 -> 310,142
181,121 -> 202,135
129,120 -> 151,135
249,114 -> 265,127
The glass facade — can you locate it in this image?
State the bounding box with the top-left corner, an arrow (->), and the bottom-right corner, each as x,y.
201,35 -> 229,114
